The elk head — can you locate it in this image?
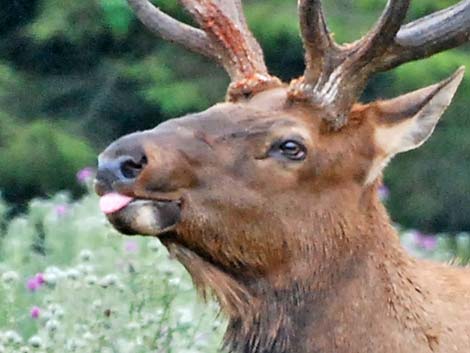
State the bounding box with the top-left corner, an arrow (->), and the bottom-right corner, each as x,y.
95,1 -> 470,352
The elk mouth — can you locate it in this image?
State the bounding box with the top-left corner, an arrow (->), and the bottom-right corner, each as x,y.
100,193 -> 181,236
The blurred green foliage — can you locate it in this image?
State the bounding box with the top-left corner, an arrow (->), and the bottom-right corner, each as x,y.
0,121 -> 95,204
0,0 -> 469,232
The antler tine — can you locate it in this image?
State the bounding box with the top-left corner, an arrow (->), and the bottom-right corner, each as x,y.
127,0 -> 281,101
290,0 -> 469,130
127,0 -> 215,61
298,0 -> 337,83
352,0 -> 410,66
380,0 -> 470,71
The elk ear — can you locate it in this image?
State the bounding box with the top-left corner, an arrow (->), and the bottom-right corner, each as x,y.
366,67 -> 465,184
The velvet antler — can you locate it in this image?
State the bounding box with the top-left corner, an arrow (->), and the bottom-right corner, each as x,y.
127,0 -> 281,101
289,0 -> 470,129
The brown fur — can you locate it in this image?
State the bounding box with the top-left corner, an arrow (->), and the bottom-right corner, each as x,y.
97,86 -> 470,353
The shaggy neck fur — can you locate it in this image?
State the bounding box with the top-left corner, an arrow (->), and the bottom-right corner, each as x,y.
168,189 -> 440,353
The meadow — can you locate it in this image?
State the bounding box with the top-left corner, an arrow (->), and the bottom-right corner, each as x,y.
0,170 -> 469,353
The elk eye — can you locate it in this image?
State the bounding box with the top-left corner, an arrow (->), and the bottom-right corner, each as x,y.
277,140 -> 306,161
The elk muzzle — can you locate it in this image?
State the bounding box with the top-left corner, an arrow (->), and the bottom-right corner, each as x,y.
94,132 -> 184,236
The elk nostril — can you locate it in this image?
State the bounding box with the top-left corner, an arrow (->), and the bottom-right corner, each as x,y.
120,155 -> 147,179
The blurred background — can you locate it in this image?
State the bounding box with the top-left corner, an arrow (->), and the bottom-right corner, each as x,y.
0,1 -> 470,351
1,0 -> 469,232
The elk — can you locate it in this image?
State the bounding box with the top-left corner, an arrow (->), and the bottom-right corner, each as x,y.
94,1 -> 470,352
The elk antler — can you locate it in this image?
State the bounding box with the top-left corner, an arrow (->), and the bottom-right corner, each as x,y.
289,0 -> 470,129
127,0 -> 281,101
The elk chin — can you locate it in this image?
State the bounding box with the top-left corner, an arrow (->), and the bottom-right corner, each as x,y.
106,200 -> 181,236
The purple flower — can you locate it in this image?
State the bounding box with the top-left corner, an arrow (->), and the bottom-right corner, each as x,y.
30,306 -> 41,319
27,277 -> 40,292
26,273 -> 45,292
54,204 -> 69,217
378,184 -> 390,201
413,231 -> 437,251
76,167 -> 95,184
124,240 -> 139,254
35,273 -> 45,285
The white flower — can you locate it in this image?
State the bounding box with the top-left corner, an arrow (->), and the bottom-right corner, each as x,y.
168,277 -> 181,287
85,275 -> 97,285
91,300 -> 102,311
44,266 -> 63,277
43,273 -> 57,285
82,332 -> 95,341
127,322 -> 140,330
176,308 -> 193,324
47,304 -> 64,318
0,344 -> 5,353
98,274 -> 118,288
78,249 -> 93,262
28,336 -> 42,349
76,264 -> 94,275
4,330 -> 22,345
1,271 -> 19,284
65,339 -> 78,351
18,347 -> 30,353
45,319 -> 59,333
148,239 -> 160,252
66,269 -> 80,280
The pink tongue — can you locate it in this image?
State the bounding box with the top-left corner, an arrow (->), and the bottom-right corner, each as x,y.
99,193 -> 134,215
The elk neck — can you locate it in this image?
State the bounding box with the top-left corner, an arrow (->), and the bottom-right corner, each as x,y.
170,182 -> 436,353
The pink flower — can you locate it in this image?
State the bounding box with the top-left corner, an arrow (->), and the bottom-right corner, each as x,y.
378,184 -> 390,201
30,306 -> 41,319
413,231 -> 437,251
35,273 -> 45,285
26,273 -> 45,292
54,204 -> 69,217
124,240 -> 139,254
27,277 -> 40,292
76,167 -> 95,184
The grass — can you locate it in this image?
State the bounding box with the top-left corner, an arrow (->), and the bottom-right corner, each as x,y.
0,186 -> 223,353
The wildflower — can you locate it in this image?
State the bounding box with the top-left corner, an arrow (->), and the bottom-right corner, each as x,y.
2,271 -> 19,284
43,273 -> 57,286
127,322 -> 140,330
82,332 -> 95,341
48,304 -> 63,315
66,339 -> 85,351
85,275 -> 97,286
169,277 -> 181,287
65,269 -> 80,280
413,231 -> 437,251
91,299 -> 102,311
378,184 -> 390,201
4,330 -> 22,345
54,204 -> 69,217
45,319 -> 59,333
30,306 -> 41,319
28,336 -> 42,349
35,273 -> 45,285
26,274 -> 44,292
48,304 -> 64,319
124,240 -> 139,254
26,277 -> 41,292
0,344 -> 4,353
19,346 -> 30,353
148,239 -> 160,252
78,249 -> 93,262
76,167 -> 95,184
77,264 -> 94,275
99,274 -> 118,288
